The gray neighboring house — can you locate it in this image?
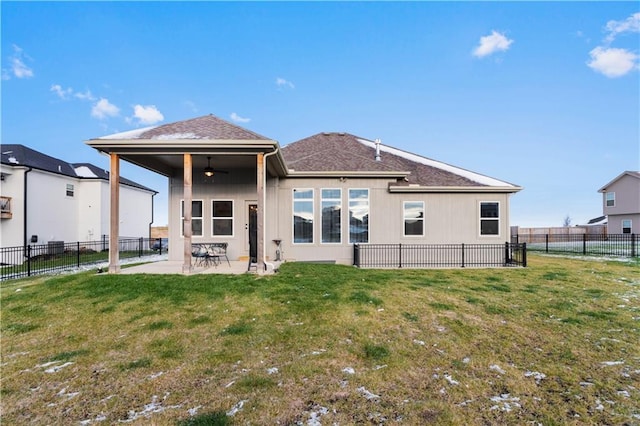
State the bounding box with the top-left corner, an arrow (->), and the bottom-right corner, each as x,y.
87,114 -> 522,273
0,144 -> 157,251
598,171 -> 640,234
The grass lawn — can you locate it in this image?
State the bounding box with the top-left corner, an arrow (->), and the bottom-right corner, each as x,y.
1,254 -> 639,425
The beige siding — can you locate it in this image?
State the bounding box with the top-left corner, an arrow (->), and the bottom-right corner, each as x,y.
602,174 -> 640,216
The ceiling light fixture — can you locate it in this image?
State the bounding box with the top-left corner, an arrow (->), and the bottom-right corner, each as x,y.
204,156 -> 214,177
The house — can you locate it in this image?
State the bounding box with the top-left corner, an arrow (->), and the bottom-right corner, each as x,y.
598,171 -> 640,234
86,114 -> 522,273
0,144 -> 157,250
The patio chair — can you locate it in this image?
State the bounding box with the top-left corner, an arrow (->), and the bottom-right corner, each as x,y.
192,245 -> 209,267
209,242 -> 230,266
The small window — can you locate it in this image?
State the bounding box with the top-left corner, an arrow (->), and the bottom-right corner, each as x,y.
622,219 -> 632,234
293,189 -> 314,243
66,184 -> 74,197
606,192 -> 615,207
212,200 -> 233,236
403,201 -> 424,236
181,200 -> 203,237
480,202 -> 500,236
321,189 -> 341,243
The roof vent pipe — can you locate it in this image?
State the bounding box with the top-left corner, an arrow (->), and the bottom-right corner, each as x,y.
374,139 -> 381,161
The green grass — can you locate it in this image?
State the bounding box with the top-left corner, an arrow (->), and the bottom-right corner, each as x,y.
1,254 -> 639,425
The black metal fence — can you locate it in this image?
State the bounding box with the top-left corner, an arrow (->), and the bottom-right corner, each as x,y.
353,243 -> 526,268
0,237 -> 167,281
513,233 -> 637,258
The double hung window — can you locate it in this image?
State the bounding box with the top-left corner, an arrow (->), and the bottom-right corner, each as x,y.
480,202 -> 500,236
181,200 -> 203,237
606,192 -> 615,207
212,200 -> 233,236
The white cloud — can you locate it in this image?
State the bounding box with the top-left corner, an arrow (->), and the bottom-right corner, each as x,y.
587,46 -> 639,78
74,90 -> 96,101
5,45 -> 34,79
230,112 -> 251,123
50,84 -> 73,100
473,31 -> 514,58
276,77 -> 295,89
604,12 -> 640,43
132,104 -> 164,125
91,98 -> 120,120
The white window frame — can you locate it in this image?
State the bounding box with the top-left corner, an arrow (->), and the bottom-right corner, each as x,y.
212,199 -> 234,237
321,188 -> 342,244
605,192 -> 615,207
403,201 -> 425,237
293,188 -> 314,244
66,183 -> 74,197
622,219 -> 632,234
349,188 -> 370,244
181,199 -> 204,238
479,201 -> 500,237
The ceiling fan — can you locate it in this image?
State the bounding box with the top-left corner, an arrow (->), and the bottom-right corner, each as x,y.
203,156 -> 228,177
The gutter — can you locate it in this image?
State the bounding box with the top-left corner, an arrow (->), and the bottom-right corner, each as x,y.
23,167 -> 32,250
387,185 -> 523,194
262,146 -> 279,273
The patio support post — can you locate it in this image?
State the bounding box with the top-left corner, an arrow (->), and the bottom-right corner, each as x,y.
256,153 -> 265,274
109,153 -> 120,273
182,153 -> 193,274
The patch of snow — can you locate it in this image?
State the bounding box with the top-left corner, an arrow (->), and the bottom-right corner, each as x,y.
307,405 -> 329,426
374,364 -> 387,370
489,394 -> 521,412
152,133 -> 201,140
356,138 -> 516,187
74,166 -> 98,178
444,374 -> 459,385
617,390 -> 630,398
45,362 -> 74,373
226,399 -> 248,416
225,381 -> 235,388
601,360 -> 625,366
188,406 -> 202,416
122,393 -> 182,422
489,364 -> 506,375
580,382 -> 594,387
98,126 -> 157,140
147,372 -> 164,379
524,371 -> 546,384
413,339 -> 426,346
267,367 -> 279,375
462,357 -> 471,364
342,367 -> 355,375
357,386 -> 380,401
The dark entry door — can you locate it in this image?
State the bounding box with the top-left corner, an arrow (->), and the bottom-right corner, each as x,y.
248,204 -> 257,262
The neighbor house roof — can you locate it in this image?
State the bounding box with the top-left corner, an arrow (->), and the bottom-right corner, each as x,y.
0,144 -> 156,193
282,132 -> 521,191
96,114 -> 271,141
598,171 -> 640,192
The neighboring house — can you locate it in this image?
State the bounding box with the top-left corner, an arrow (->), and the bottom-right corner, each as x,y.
598,171 -> 640,234
86,114 -> 522,273
0,144 -> 157,250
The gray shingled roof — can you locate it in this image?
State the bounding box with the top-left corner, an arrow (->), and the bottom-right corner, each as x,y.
100,114 -> 271,141
281,132 -> 489,187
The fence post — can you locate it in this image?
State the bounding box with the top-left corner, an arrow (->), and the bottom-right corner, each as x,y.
77,241 -> 81,267
523,243 -> 527,267
461,243 -> 465,268
27,244 -> 32,277
504,242 -> 509,266
353,244 -> 359,267
545,234 -> 549,253
583,234 -> 587,255
139,237 -> 144,257
399,243 -> 402,268
632,234 -> 636,258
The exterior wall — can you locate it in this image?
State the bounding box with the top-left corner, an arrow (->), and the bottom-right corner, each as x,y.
118,184 -> 154,238
0,165 -> 26,248
602,174 -> 640,235
76,180 -> 104,241
168,168 -> 259,261
606,214 -> 640,234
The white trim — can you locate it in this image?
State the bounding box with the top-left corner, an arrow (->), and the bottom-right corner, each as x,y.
479,201 -> 501,238
292,188 -> 314,244
181,199 -> 204,238
211,199 -> 234,238
403,201 -> 425,237
605,191 -> 615,207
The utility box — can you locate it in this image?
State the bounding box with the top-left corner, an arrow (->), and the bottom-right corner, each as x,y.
47,241 -> 64,255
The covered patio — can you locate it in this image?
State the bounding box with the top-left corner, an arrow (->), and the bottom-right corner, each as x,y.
119,259 -> 282,275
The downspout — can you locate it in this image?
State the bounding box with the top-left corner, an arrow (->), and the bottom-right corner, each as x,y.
23,167 -> 32,250
262,147 -> 279,272
148,191 -> 156,240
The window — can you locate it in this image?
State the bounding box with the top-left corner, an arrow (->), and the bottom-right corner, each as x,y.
181,200 -> 203,237
66,184 -> 74,197
349,189 -> 369,243
622,219 -> 632,234
403,201 -> 424,236
293,189 -> 313,243
212,200 -> 233,236
321,189 -> 341,243
480,202 -> 500,236
606,192 -> 615,207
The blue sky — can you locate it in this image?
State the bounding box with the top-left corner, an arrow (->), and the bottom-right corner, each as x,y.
2,2 -> 638,228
